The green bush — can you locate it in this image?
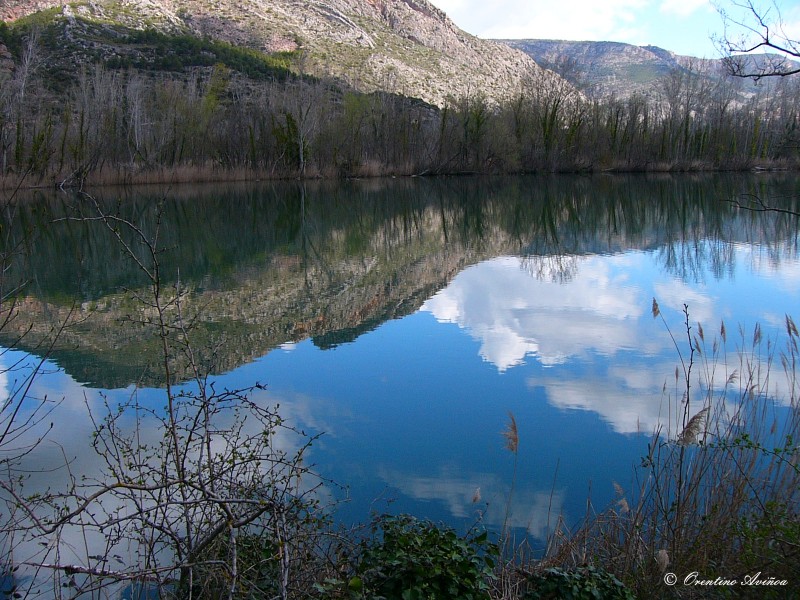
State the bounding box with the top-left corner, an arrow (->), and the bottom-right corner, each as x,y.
120,28 -> 295,79
523,565 -> 636,600
737,500 -> 800,586
0,21 -> 22,57
347,514 -> 499,600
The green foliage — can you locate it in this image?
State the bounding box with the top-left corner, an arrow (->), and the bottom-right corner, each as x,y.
272,112 -> 304,170
110,28 -> 296,79
346,514 -> 499,600
27,113 -> 55,175
201,64 -> 230,119
714,432 -> 800,584
7,7 -> 63,32
0,21 -> 18,55
523,566 -> 636,600
623,63 -> 668,84
736,501 -> 800,585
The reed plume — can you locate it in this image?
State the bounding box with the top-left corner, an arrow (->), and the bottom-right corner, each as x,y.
502,412 -> 519,454
613,482 -> 629,514
656,549 -> 670,573
678,406 -> 709,446
787,314 -> 798,338
501,411 -> 519,545
472,487 -> 481,504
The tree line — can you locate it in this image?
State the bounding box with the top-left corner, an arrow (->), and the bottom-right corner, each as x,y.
1,37 -> 800,188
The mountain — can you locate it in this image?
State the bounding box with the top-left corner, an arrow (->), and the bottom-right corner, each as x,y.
501,40 -> 678,99
501,39 -> 798,102
0,0 -> 569,107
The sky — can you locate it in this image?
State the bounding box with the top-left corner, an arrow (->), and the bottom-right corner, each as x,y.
428,0 -> 800,59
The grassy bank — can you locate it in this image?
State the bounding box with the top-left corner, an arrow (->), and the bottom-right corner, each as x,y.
4,157 -> 800,193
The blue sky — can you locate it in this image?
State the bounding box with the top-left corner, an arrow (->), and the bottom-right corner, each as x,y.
429,0 -> 800,58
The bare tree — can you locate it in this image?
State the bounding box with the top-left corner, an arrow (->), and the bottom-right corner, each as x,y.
267,53 -> 331,178
11,28 -> 41,106
714,0 -> 800,79
1,194 -> 331,599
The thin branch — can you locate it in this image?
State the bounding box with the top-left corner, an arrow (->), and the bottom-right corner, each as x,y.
715,0 -> 800,79
725,193 -> 800,216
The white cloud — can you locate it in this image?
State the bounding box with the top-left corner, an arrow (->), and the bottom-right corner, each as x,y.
378,465 -> 565,539
432,0 -> 649,42
430,0 -> 724,56
422,256 -> 645,371
659,0 -> 711,18
652,279 -> 716,323
747,244 -> 800,295
535,362 -> 680,434
784,7 -> 800,47
0,362 -> 8,411
431,0 -> 467,13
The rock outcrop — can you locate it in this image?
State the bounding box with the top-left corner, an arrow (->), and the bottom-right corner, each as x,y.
2,0 -> 570,106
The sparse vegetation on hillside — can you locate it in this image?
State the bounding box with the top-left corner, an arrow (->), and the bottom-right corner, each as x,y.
504,38 -> 800,105
107,28 -> 297,78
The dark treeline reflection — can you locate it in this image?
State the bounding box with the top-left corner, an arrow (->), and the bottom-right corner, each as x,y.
2,173 -> 798,386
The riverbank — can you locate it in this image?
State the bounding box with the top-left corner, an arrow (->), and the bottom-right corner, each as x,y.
3,157 -> 800,192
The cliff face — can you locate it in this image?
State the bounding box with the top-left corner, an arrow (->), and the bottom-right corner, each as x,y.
1,0 -> 570,106
2,0 -> 58,21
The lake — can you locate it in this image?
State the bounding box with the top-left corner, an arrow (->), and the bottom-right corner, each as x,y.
2,173 -> 799,582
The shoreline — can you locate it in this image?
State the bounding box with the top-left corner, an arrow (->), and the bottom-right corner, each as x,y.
3,159 -> 799,192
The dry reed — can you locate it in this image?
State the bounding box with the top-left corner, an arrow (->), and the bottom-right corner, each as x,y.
502,412 -> 519,455
526,307 -> 800,597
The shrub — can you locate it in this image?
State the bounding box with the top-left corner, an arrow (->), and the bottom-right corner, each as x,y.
347,514 -> 499,600
522,565 -> 635,600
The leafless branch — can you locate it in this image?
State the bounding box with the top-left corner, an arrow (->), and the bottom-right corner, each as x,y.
3,190 -> 328,598
726,192 -> 800,216
714,0 -> 800,80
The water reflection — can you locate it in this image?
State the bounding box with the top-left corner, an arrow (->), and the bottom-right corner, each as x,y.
1,173 -> 799,558
378,465 -> 565,540
2,174 -> 798,388
423,255 -> 645,370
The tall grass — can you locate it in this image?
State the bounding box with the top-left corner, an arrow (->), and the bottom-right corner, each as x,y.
534,304 -> 800,597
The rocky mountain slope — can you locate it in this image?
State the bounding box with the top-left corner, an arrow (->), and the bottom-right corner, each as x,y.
1,0 -> 569,106
502,39 -> 798,102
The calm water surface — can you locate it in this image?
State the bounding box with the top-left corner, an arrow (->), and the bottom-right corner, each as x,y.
2,174 -> 799,553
